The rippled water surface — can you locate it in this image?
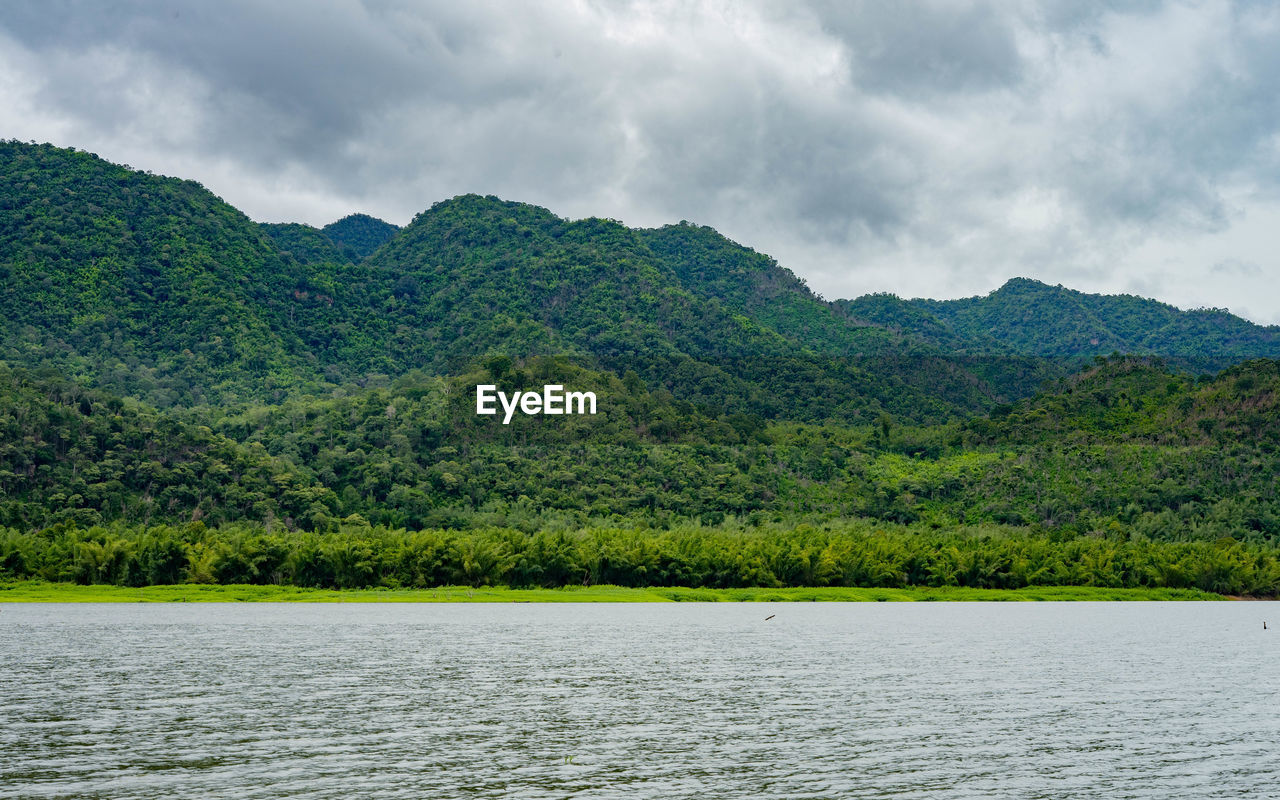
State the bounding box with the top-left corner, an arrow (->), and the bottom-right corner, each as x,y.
2,602 -> 1278,799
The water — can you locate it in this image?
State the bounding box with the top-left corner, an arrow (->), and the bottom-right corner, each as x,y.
1,602 -> 1277,799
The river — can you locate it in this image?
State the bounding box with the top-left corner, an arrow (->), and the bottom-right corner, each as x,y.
2,602 -> 1277,798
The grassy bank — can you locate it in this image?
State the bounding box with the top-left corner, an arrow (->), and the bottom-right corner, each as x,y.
0,581 -> 1226,603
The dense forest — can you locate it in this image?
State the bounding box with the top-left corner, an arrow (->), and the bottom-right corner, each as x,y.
2,140 -> 1278,594
0,140 -> 1060,418
839,278 -> 1280,373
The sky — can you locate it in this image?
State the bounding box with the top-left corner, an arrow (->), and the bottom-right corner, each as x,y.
2,0 -> 1278,323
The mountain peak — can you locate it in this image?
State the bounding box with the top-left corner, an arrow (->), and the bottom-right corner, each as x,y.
321,213 -> 399,259
992,277 -> 1059,294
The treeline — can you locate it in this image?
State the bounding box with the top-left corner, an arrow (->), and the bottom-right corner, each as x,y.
3,521 -> 1277,596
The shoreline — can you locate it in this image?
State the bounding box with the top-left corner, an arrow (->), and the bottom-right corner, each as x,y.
0,582 -> 1234,603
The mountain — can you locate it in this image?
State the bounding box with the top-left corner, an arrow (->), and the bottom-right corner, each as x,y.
4,140 -> 1279,595
261,222 -> 357,265
840,278 -> 1280,372
1,141 -> 1054,420
322,213 -> 399,259
4,139 -> 1271,427
639,224 -> 1060,403
355,194 -> 1053,422
4,143 -> 1271,412
836,292 -> 1002,353
0,141 -> 343,406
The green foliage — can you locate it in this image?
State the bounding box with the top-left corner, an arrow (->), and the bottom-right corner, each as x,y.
0,141 -> 382,405
0,365 -> 336,531
261,222 -> 357,265
4,141 -> 1279,592
2,521 -> 1276,596
0,581 -> 1223,602
900,278 -> 1280,372
0,143 -> 1059,420
4,355 -> 1279,552
321,213 -> 399,259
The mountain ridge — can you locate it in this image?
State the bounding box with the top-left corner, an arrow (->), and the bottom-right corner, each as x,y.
841,277 -> 1280,372
3,140 -> 1276,418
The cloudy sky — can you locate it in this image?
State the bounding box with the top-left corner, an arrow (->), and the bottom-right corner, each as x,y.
2,1 -> 1279,322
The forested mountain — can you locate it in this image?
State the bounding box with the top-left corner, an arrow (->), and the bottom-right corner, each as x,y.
841,278 -> 1280,372
0,141 -> 1051,421
837,292 -> 1002,353
0,142 -> 325,406
3,140 -> 1279,595
20,140 -> 1268,425
641,224 -> 1059,405
262,215 -> 399,266
354,194 -> 1051,422
322,213 -> 399,259
0,142 -> 425,406
261,222 -> 358,265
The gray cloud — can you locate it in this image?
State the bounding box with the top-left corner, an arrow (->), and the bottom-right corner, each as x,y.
1,0 -> 1278,322
1211,257 -> 1263,276
810,0 -> 1025,96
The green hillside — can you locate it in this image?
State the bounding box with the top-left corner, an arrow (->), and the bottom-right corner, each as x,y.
322,213 -> 399,259
837,292 -> 1002,353
0,142 -> 320,405
356,194 -> 1037,422
4,353 -> 1277,544
1,142 -> 1048,421
890,277 -> 1280,371
0,364 -> 333,531
643,224 -> 1060,408
261,222 -> 357,265
0,142 -> 421,406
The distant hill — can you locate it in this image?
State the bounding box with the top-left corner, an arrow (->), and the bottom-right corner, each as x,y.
355,194 -> 1051,421
322,213 -> 399,259
262,212 -> 401,266
8,139 -> 1273,423
841,278 -> 1280,373
836,292 -> 1002,353
261,222 -> 357,265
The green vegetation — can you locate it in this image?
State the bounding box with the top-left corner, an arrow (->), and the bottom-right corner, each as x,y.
2,521 -> 1276,595
3,356 -> 1278,551
0,581 -> 1223,603
842,277 -> 1280,373
322,213 -> 399,259
4,140 -> 1279,598
0,141 -> 1055,420
261,221 -> 358,266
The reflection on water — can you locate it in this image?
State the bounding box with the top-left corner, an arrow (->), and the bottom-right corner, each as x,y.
1,602 -> 1277,799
